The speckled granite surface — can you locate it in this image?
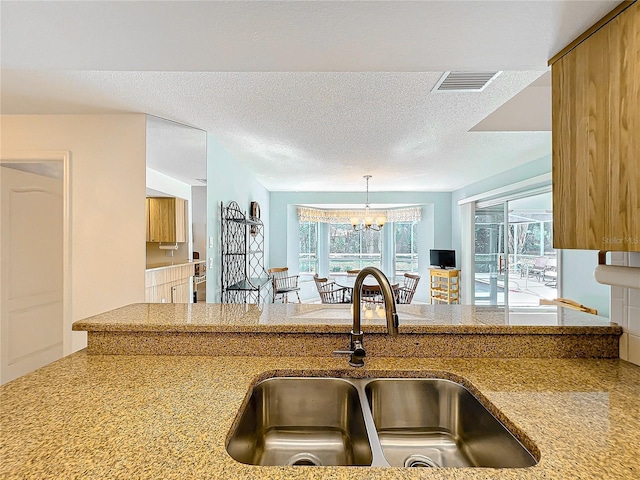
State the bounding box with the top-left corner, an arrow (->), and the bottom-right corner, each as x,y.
74,304 -> 622,358
85,330 -> 621,358
73,303 -> 620,334
1,353 -> 639,479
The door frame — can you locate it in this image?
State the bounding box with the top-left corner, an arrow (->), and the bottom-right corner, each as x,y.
0,151 -> 71,356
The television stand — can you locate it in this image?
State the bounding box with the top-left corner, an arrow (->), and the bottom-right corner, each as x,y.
429,268 -> 460,304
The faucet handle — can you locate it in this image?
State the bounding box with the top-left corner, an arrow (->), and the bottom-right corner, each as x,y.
332,341 -> 366,357
332,346 -> 365,357
351,340 -> 366,358
333,340 -> 366,367
333,349 -> 354,355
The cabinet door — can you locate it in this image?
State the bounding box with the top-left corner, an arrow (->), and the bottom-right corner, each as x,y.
148,197 -> 176,242
171,282 -> 191,303
147,197 -> 187,243
552,3 -> 640,251
174,198 -> 187,243
145,283 -> 173,303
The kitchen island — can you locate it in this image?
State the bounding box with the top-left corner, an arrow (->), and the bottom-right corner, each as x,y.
73,303 -> 621,358
1,303 -> 638,479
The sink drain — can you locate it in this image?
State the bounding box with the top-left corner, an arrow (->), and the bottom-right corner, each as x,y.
404,454 -> 440,468
286,452 -> 323,466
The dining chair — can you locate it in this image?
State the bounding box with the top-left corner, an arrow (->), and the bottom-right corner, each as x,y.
313,274 -> 350,304
529,257 -> 549,282
268,267 -> 301,303
396,273 -> 421,304
345,269 -> 381,303
541,258 -> 557,287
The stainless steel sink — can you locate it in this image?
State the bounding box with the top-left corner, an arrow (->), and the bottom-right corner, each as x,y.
226,376 -> 538,468
226,377 -> 373,466
365,378 -> 537,468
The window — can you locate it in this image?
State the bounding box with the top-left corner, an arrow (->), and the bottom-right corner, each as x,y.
509,218 -> 554,257
299,221 -> 317,273
328,223 -> 381,272
394,221 -> 418,275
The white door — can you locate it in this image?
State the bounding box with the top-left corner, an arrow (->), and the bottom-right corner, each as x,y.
1,165 -> 63,384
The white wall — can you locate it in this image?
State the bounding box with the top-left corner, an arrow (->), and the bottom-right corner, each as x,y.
206,135 -> 270,302
1,114 -> 147,353
611,252 -> 640,366
191,185 -> 207,259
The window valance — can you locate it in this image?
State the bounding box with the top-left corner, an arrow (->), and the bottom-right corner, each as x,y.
297,206 -> 422,224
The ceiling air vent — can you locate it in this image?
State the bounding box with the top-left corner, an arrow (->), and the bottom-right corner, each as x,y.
196,178 -> 207,184
433,71 -> 502,92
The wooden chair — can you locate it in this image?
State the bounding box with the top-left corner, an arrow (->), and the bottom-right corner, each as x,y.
313,274 -> 350,304
360,284 -> 382,304
346,270 -> 380,303
268,267 -> 301,303
396,273 -> 421,304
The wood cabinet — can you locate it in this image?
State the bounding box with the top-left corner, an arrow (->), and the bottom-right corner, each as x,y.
429,269 -> 459,304
171,282 -> 191,303
551,2 -> 640,251
145,263 -> 194,303
147,197 -> 187,243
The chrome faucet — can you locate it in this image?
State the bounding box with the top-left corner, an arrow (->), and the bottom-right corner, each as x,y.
334,267 -> 399,367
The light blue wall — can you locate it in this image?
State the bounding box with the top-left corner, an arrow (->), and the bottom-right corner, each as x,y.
206,135 -> 270,302
204,145 -> 608,313
269,191 -> 451,303
449,154 -> 610,316
450,155 -> 552,255
561,250 -> 610,317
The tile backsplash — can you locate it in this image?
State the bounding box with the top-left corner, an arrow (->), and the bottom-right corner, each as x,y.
610,252 -> 640,366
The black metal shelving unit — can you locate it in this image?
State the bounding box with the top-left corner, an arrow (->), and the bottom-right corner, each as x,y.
220,201 -> 270,304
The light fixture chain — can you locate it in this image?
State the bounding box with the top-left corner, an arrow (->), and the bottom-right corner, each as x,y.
351,174 -> 385,232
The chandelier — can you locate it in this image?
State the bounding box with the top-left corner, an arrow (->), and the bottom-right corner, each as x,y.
350,175 -> 386,231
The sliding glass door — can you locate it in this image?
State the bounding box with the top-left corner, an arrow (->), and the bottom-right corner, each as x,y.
474,204 -> 507,305
507,194 -> 556,304
473,192 -> 556,306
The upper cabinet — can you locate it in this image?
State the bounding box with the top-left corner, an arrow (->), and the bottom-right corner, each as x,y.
147,197 -> 187,243
551,2 -> 639,252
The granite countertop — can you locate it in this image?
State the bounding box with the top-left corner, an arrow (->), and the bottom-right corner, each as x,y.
73,303 -> 622,335
146,259 -> 205,271
1,352 -> 639,479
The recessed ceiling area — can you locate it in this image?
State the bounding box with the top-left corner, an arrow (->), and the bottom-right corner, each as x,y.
471,72 -> 552,132
0,0 -> 622,192
145,115 -> 207,186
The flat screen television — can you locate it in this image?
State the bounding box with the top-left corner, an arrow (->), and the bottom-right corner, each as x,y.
430,249 -> 456,269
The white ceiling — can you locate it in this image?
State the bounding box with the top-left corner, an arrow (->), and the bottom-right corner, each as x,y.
0,1 -> 622,191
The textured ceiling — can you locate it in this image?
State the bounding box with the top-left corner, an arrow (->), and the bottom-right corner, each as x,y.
0,0 -> 622,191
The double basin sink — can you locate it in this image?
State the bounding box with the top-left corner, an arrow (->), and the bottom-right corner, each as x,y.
226,376 -> 538,468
